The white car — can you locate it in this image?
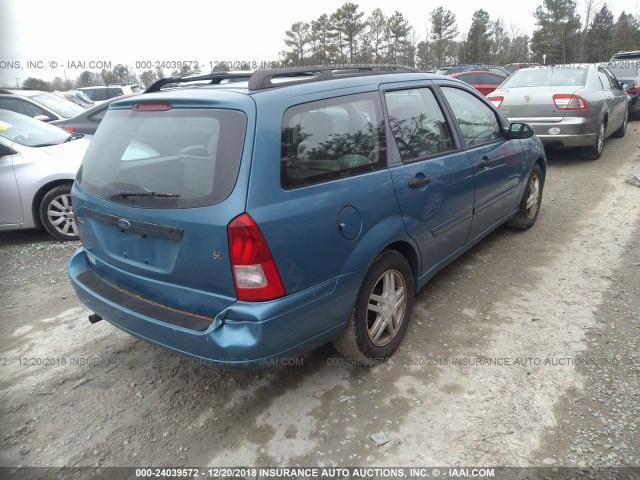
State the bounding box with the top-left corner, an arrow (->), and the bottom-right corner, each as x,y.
78,85 -> 142,104
0,109 -> 90,240
0,89 -> 86,121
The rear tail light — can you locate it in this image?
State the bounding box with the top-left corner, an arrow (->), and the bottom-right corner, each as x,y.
488,96 -> 504,108
62,126 -> 75,133
228,213 -> 286,302
626,82 -> 640,94
553,94 -> 588,110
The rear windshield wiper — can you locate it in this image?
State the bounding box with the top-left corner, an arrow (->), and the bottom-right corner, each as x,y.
113,190 -> 180,198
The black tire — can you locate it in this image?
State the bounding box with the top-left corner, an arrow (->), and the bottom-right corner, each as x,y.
611,110 -> 628,138
582,121 -> 605,159
39,184 -> 79,241
332,250 -> 414,363
507,163 -> 544,230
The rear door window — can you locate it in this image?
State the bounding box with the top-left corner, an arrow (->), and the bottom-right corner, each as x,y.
78,108 -> 246,208
384,88 -> 456,162
281,92 -> 386,189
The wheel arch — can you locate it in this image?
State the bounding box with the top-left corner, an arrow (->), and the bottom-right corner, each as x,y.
31,180 -> 73,229
380,241 -> 420,285
339,216 -> 421,284
535,157 -> 546,180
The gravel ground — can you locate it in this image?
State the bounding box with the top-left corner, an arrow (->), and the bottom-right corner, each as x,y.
1,124 -> 639,479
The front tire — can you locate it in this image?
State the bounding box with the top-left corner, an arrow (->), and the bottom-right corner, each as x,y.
507,163 -> 544,230
332,250 -> 414,363
39,184 -> 78,241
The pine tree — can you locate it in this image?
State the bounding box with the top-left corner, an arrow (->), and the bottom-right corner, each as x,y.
430,7 -> 458,67
531,0 -> 582,64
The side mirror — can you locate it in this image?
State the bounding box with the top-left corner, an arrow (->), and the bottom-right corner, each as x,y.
507,122 -> 535,139
34,114 -> 53,122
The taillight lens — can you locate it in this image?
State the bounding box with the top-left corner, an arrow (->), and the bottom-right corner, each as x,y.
132,102 -> 172,111
488,96 -> 504,108
228,213 -> 286,302
62,126 -> 75,133
553,94 -> 588,110
626,82 -> 640,94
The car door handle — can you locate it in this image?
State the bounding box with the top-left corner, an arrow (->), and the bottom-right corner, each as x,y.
408,176 -> 432,188
478,156 -> 491,169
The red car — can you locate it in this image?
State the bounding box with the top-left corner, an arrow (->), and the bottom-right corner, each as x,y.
450,71 -> 508,96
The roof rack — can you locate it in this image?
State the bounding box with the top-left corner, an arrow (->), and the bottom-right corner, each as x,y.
145,72 -> 253,93
247,65 -> 420,90
144,65 -> 421,93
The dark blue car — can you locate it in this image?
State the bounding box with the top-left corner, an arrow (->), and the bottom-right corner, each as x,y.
68,66 -> 546,368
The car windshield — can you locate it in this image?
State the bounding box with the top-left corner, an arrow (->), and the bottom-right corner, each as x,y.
501,68 -> 588,88
32,93 -> 85,118
0,109 -> 71,146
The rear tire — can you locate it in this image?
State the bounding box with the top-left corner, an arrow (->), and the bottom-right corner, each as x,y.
611,110 -> 628,138
507,164 -> 544,230
39,184 -> 79,241
582,121 -> 605,159
332,250 -> 414,363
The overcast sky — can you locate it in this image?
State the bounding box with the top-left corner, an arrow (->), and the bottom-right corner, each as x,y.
0,0 -> 637,86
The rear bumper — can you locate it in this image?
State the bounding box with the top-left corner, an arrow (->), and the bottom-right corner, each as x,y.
629,94 -> 640,114
511,116 -> 596,147
68,249 -> 362,369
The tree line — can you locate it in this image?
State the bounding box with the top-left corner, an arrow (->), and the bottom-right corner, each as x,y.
280,0 -> 639,69
17,0 -> 640,92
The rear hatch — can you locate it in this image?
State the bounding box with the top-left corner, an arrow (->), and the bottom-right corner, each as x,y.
73,93 -> 253,321
489,68 -> 588,121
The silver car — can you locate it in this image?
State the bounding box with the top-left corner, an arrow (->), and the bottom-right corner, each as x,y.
0,109 -> 90,240
488,64 -> 629,159
0,89 -> 86,122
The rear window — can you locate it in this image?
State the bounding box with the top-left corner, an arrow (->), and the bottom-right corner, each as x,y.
501,68 -> 587,88
608,61 -> 639,79
82,89 -> 108,101
107,88 -> 123,98
32,93 -> 85,118
78,108 -> 246,208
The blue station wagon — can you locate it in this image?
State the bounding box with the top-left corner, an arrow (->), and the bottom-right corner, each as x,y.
68,66 -> 547,368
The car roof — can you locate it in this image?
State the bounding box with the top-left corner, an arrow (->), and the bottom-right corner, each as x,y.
138,66 -> 457,99
611,50 -> 640,60
0,89 -> 48,97
452,70 -> 507,77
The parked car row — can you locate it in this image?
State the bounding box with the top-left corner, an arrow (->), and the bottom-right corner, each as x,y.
0,84 -> 141,122
0,88 -> 85,121
0,58 -> 635,244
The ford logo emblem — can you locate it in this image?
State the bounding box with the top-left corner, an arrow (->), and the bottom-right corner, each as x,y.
117,218 -> 131,230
